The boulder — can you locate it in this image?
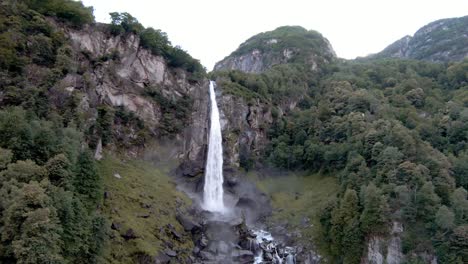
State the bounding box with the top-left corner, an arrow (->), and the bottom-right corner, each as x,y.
111,222 -> 121,231
231,249 -> 254,262
235,197 -> 258,210
199,250 -> 216,261
192,246 -> 200,255
122,228 -> 137,240
176,213 -> 202,233
154,253 -> 171,264
164,249 -> 177,258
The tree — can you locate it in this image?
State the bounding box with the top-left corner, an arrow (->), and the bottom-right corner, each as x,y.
330,189 -> 363,264
109,12 -> 143,34
416,182 -> 441,222
435,205 -> 455,230
73,151 -> 101,208
45,154 -> 73,189
1,160 -> 46,183
139,27 -> 170,56
360,183 -> 390,234
12,208 -> 63,264
450,225 -> 468,263
453,153 -> 468,189
451,187 -> 468,224
0,148 -> 13,170
25,0 -> 94,28
1,181 -> 63,263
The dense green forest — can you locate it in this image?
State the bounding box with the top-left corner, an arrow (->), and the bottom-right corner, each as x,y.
214,58 -> 468,263
0,0 -> 203,263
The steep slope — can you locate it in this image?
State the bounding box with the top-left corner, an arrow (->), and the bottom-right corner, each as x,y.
214,26 -> 336,73
370,15 -> 468,62
213,24 -> 468,263
0,2 -> 210,263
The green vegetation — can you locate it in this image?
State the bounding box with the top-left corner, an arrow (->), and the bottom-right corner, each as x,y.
249,172 -> 339,250
219,58 -> 468,263
231,26 -> 334,65
24,0 -> 94,28
109,12 -> 205,78
0,107 -> 106,263
143,86 -> 194,137
212,62 -> 318,104
97,155 -> 193,263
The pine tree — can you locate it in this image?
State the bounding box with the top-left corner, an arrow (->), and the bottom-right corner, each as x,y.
73,151 -> 101,208
330,189 -> 363,264
360,183 -> 390,234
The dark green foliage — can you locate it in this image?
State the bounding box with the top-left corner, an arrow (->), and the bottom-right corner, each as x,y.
452,153 -> 468,189
329,189 -> 363,263
360,183 -> 390,234
96,106 -> 115,146
45,154 -> 72,189
109,12 -> 143,35
109,12 -> 205,76
144,86 -> 193,136
25,0 -> 94,28
223,56 -> 467,261
139,27 -> 170,56
73,151 -> 101,208
1,181 -> 63,263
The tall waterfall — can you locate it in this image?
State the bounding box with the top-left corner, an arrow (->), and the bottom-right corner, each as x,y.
203,81 -> 225,212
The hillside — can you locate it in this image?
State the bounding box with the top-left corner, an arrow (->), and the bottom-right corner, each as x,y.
369,16 -> 468,62
212,25 -> 468,263
0,1 -> 207,263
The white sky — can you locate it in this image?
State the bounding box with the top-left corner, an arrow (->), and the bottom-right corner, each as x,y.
81,0 -> 467,70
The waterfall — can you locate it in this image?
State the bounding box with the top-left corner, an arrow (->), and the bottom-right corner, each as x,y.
203,81 -> 225,212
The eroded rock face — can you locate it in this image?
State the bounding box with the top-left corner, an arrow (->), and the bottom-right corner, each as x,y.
217,93 -> 273,167
58,23 -> 210,165
215,48 -> 287,73
362,222 -> 438,264
363,222 -> 404,264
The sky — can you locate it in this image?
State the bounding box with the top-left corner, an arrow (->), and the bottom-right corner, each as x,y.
81,0 -> 468,70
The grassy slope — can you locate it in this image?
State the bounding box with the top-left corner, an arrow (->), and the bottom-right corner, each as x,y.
97,154 -> 193,263
250,172 -> 339,251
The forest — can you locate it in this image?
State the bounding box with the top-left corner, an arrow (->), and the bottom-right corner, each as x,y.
214,58 -> 468,263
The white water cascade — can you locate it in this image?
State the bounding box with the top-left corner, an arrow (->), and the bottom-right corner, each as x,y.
203,81 -> 225,212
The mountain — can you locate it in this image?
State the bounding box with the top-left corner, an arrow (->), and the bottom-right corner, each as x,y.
214,26 -> 336,73
370,16 -> 468,62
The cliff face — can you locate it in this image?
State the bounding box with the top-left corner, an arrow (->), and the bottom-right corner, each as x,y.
59,24 -> 210,166
370,16 -> 468,62
214,26 -> 336,73
216,86 -> 299,169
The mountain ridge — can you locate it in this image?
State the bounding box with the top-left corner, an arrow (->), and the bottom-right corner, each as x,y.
368,15 -> 468,62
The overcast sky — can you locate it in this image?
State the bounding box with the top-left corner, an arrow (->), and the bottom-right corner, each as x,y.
81,0 -> 467,70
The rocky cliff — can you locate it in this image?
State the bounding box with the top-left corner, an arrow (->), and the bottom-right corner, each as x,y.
58,23 -> 210,167
370,15 -> 468,62
214,26 -> 336,73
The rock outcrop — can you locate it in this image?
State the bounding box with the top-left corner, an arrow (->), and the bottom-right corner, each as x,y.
369,15 -> 468,62
57,23 -> 210,165
214,26 -> 336,73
